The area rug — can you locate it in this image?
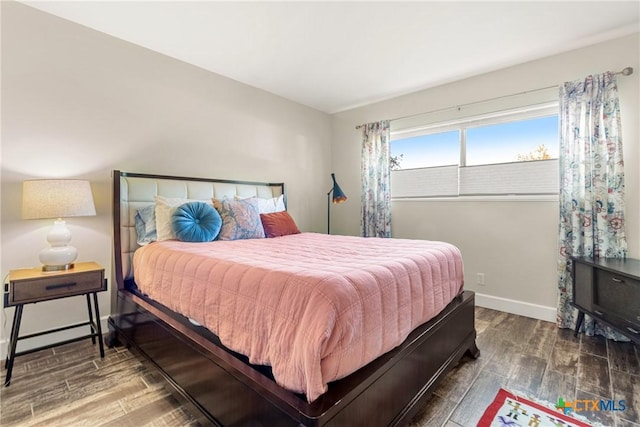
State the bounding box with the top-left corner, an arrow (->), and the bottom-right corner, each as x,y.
478,388 -> 593,427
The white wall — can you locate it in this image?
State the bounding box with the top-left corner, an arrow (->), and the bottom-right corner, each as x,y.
331,33 -> 640,321
0,2 -> 331,356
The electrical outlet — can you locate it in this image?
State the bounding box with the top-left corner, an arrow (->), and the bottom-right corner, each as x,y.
477,273 -> 485,285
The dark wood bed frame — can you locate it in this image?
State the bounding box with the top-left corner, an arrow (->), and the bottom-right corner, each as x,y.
107,170 -> 480,426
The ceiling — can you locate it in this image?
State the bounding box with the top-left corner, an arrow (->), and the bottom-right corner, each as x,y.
22,1 -> 640,114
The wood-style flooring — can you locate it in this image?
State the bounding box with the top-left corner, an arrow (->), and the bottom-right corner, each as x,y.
1,307 -> 638,426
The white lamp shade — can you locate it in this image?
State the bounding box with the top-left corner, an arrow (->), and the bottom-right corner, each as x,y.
22,179 -> 96,219
22,179 -> 96,270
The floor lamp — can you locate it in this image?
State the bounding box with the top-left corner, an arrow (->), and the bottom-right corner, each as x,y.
327,173 -> 347,234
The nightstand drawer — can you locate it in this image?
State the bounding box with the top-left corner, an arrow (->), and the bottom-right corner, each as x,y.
9,269 -> 105,305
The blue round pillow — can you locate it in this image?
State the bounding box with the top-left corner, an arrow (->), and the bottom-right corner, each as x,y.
171,202 -> 222,242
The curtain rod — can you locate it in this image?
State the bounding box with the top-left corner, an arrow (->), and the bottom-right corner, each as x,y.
355,66 -> 634,130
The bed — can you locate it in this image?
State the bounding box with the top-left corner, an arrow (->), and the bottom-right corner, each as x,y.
107,170 -> 479,426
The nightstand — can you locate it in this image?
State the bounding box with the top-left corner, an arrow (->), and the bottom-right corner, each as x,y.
572,256 -> 640,344
3,261 -> 107,386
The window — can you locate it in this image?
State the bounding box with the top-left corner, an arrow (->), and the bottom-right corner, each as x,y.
466,115 -> 558,166
390,130 -> 459,169
390,102 -> 559,198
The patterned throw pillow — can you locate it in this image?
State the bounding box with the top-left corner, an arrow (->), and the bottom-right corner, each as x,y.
213,197 -> 265,240
234,195 -> 286,214
134,204 -> 157,245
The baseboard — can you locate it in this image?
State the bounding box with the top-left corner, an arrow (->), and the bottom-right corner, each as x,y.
0,316 -> 110,360
475,293 -> 557,323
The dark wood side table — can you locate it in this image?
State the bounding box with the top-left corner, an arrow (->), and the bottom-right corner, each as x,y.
3,261 -> 107,386
572,256 -> 640,344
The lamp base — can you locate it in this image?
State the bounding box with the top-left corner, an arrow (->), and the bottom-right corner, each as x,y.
39,219 -> 78,271
42,263 -> 75,272
39,244 -> 78,271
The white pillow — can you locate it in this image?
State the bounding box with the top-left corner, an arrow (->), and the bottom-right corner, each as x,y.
259,194 -> 286,214
235,195 -> 285,214
155,196 -> 191,241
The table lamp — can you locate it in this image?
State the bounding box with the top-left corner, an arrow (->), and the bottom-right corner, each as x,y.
22,179 -> 96,271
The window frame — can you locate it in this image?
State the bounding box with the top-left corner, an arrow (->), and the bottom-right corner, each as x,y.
390,101 -> 559,199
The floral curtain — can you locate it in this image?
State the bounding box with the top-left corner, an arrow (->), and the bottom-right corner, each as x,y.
361,120 -> 391,237
557,72 -> 628,339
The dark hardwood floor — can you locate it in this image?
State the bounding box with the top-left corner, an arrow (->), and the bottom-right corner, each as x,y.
1,307 -> 638,426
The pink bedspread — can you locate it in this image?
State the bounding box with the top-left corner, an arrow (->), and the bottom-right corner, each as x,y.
133,233 -> 464,402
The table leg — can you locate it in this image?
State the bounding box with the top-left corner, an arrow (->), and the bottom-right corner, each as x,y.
86,294 -> 96,345
92,292 -> 105,358
5,304 -> 24,386
5,305 -> 20,369
574,311 -> 585,338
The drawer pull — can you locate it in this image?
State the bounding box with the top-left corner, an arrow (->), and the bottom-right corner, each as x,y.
611,277 -> 625,283
45,282 -> 77,291
594,310 -> 604,316
627,327 -> 640,335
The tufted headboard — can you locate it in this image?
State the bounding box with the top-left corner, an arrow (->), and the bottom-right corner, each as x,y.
112,170 -> 285,290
